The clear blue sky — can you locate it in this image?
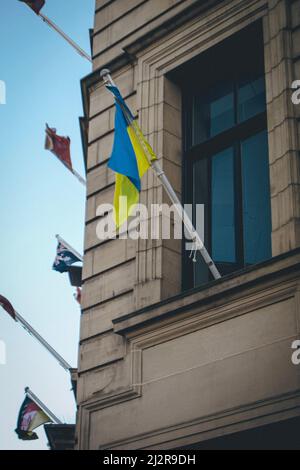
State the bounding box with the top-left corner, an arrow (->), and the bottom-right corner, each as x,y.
0,0 -> 94,450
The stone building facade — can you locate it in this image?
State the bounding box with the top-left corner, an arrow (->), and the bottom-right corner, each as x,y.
76,0 -> 300,449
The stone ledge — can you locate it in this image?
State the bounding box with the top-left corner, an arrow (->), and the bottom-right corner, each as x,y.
113,248 -> 300,336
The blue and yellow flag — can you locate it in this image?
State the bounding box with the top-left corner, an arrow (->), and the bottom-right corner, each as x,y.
107,85 -> 157,228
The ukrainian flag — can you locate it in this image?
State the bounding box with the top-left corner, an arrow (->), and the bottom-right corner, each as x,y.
107,85 -> 157,228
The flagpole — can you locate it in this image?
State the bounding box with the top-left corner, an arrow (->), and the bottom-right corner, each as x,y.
38,13 -> 92,63
13,310 -> 72,371
71,168 -> 87,187
50,150 -> 87,187
50,151 -> 87,187
100,69 -> 222,281
56,235 -> 83,262
25,387 -> 62,425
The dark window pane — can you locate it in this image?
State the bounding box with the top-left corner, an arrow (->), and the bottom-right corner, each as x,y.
238,76 -> 266,122
210,90 -> 235,137
192,83 -> 234,145
241,130 -> 271,265
211,147 -> 236,263
192,96 -> 209,145
193,158 -> 210,285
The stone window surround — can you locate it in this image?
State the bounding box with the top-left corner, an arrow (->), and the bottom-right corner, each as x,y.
129,0 -> 299,306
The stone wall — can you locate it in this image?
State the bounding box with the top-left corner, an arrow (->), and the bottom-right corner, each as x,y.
78,251 -> 300,449
76,0 -> 300,449
264,0 -> 300,255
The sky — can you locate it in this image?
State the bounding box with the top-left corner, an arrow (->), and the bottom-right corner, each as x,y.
0,0 -> 94,450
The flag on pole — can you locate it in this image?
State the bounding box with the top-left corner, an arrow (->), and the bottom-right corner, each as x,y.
53,242 -> 81,273
19,1 -> 92,63
107,85 -> 157,228
45,124 -> 72,170
15,396 -> 52,441
0,295 -> 16,320
19,0 -> 45,15
74,287 -> 82,305
45,124 -> 86,186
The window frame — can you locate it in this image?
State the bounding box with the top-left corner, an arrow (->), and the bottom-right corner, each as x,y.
182,95 -> 268,290
176,20 -> 272,290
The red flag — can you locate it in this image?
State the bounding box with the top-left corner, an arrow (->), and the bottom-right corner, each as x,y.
45,124 -> 73,170
74,288 -> 82,305
19,0 -> 45,15
0,295 -> 16,320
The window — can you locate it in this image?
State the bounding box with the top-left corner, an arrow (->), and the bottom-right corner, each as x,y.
177,22 -> 272,288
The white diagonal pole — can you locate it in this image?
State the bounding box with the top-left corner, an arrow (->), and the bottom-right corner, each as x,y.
100,69 -> 221,281
71,168 -> 86,187
8,309 -> 72,371
25,387 -> 62,424
20,2 -> 92,62
56,235 -> 83,262
48,148 -> 87,187
39,13 -> 92,63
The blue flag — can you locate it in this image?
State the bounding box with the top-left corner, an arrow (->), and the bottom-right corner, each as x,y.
52,242 -> 80,273
106,84 -> 157,228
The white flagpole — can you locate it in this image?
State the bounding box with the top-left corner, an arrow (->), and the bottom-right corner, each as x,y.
49,149 -> 87,187
50,151 -> 87,187
100,69 -> 222,281
71,168 -> 87,187
12,310 -> 72,371
38,13 -> 92,63
25,387 -> 62,425
56,235 -> 83,262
